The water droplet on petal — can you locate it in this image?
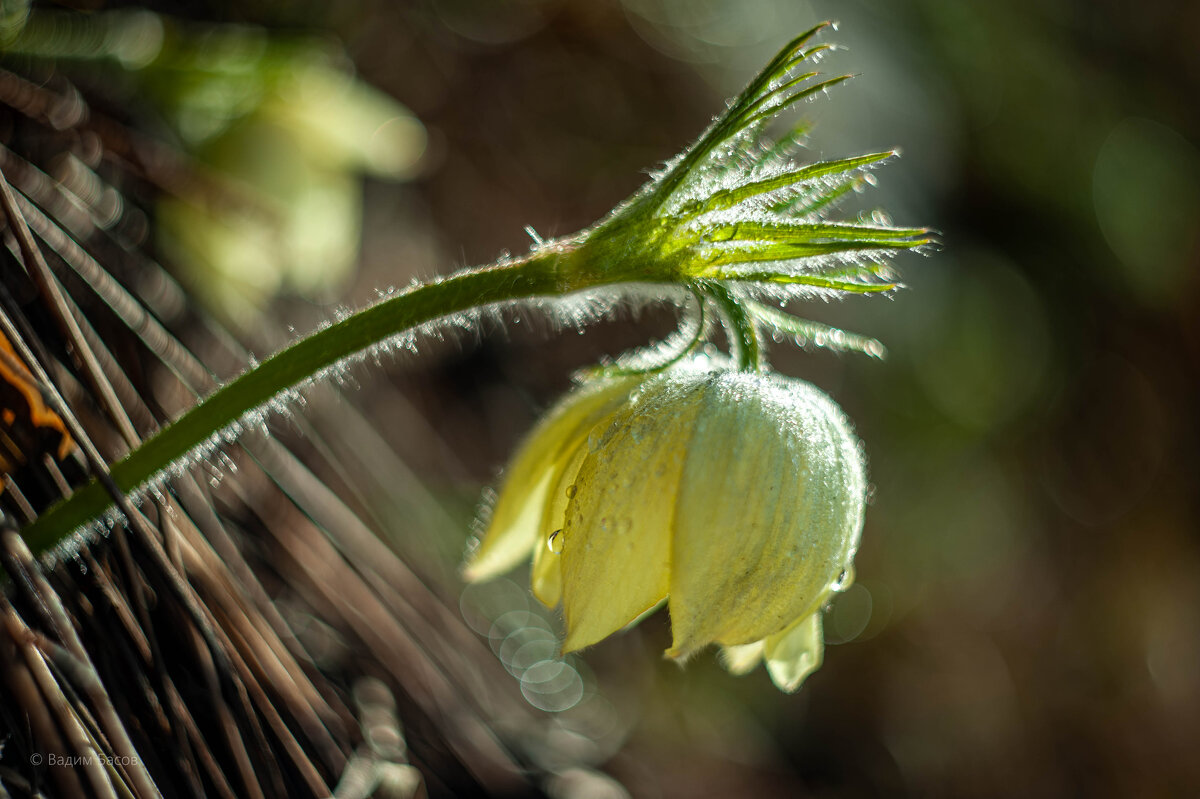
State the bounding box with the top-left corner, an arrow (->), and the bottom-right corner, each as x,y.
832,564 -> 855,592
565,484 -> 577,499
548,529 -> 565,554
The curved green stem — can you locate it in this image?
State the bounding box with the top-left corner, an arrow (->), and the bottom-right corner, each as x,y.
23,243 -> 599,552
702,281 -> 761,372
582,287 -> 707,379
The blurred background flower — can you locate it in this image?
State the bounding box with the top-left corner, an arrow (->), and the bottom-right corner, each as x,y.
5,7 -> 427,324
151,40 -> 427,325
4,0 -> 1197,796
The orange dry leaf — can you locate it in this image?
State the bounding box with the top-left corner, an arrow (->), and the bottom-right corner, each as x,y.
0,330 -> 73,477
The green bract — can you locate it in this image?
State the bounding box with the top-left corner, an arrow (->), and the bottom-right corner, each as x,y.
466,364 -> 866,692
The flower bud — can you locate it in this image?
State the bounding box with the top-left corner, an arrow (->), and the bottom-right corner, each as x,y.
466,365 -> 867,692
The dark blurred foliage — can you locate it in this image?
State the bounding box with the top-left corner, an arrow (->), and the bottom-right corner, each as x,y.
19,0 -> 1200,796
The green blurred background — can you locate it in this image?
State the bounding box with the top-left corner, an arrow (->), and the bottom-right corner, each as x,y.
11,0 -> 1200,795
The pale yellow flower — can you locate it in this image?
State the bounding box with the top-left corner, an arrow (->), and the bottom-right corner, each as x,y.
466,365 -> 866,692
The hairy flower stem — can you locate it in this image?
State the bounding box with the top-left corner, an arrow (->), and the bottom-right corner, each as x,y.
23,240 -> 619,552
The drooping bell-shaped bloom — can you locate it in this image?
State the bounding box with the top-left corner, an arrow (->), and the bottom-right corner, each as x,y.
466,365 -> 867,692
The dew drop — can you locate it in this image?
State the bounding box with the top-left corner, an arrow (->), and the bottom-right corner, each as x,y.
832,564 -> 855,592
547,529 -> 565,554
565,484 -> 577,499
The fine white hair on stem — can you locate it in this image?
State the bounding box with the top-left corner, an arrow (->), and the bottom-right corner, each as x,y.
45,278 -> 695,560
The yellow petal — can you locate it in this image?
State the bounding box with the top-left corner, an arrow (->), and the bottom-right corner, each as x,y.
464,377 -> 637,582
764,613 -> 824,693
720,641 -> 765,675
530,517 -> 564,607
530,437 -> 591,607
560,376 -> 707,652
668,372 -> 865,657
